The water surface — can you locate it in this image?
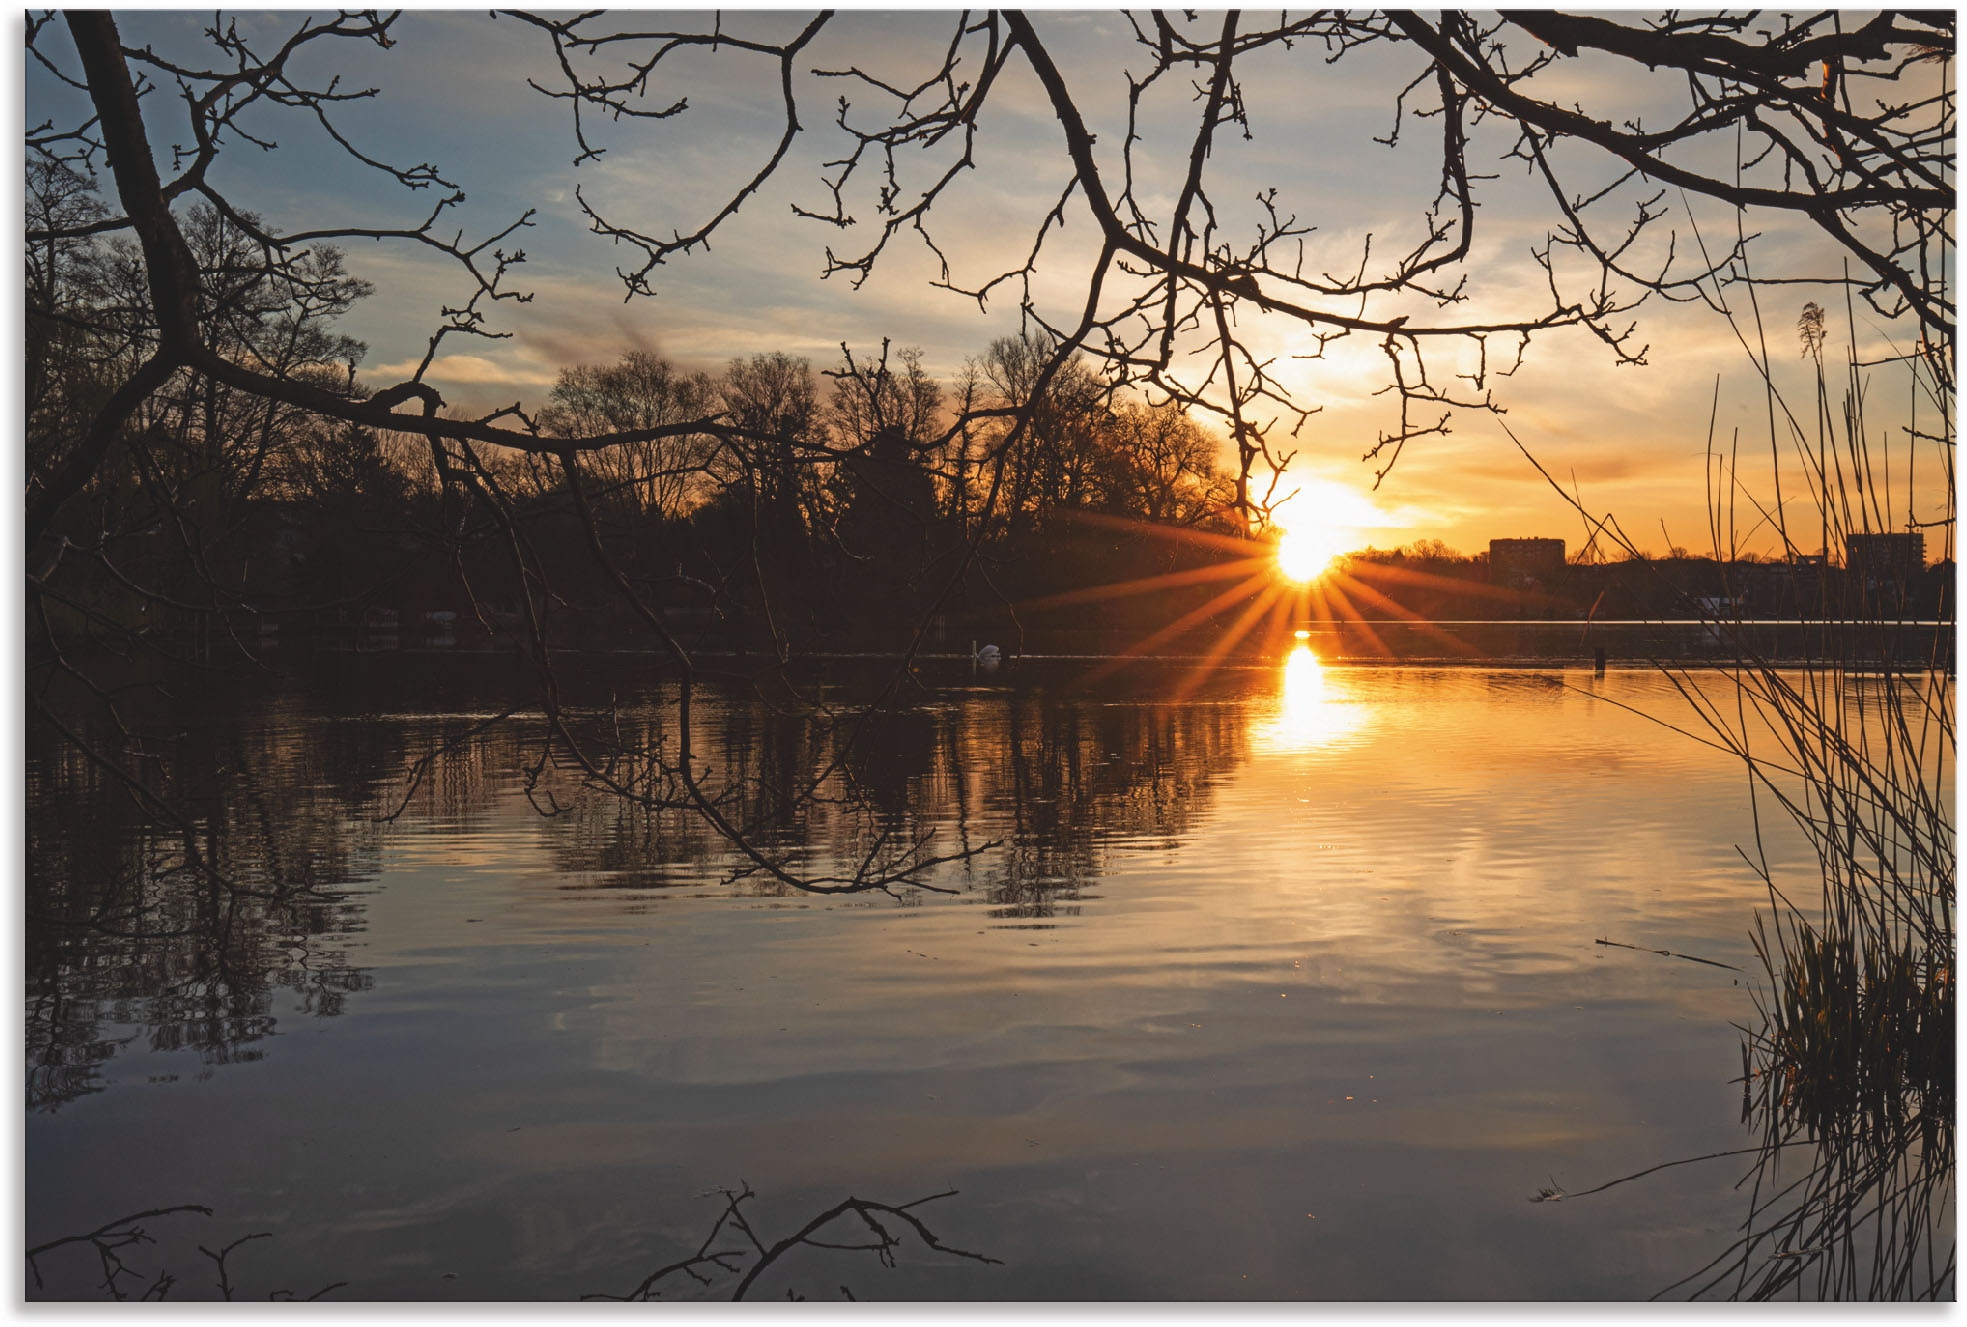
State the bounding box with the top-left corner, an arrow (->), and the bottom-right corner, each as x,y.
26,654 -> 1875,1299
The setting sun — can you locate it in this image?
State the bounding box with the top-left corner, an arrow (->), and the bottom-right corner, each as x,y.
1275,526 -> 1346,583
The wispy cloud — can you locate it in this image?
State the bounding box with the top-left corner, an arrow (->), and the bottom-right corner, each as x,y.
372,354 -> 558,388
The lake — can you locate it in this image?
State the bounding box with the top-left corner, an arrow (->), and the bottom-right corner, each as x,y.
22,650 -> 1944,1300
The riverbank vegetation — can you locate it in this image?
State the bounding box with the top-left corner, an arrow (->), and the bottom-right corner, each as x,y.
1535,275 -> 1955,1298
28,172 -> 1249,656
1708,320 -> 1952,1302
28,166 -> 1950,662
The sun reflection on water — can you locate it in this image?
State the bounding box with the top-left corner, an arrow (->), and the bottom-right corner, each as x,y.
1257,645 -> 1370,752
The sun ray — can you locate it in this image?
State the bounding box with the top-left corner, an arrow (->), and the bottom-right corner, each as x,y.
1080,568 -> 1276,684
1263,585 -> 1302,650
1171,579 -> 1289,702
1313,577 -> 1396,659
1324,570 -> 1486,657
1304,575 -> 1341,627
1342,558 -> 1530,609
1014,555 -> 1269,613
1056,507 -> 1265,558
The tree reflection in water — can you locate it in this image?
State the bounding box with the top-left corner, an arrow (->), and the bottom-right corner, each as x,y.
26,699 -> 381,1110
589,1183 -> 997,1302
984,693 -> 1246,920
22,1204 -> 305,1301
27,1187 -> 988,1302
26,660 -> 1252,1105
533,681 -> 1251,921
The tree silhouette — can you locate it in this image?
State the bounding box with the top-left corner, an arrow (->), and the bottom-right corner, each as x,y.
24,10 -> 1954,894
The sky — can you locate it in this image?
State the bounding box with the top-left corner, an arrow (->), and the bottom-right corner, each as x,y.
24,8 -> 1951,562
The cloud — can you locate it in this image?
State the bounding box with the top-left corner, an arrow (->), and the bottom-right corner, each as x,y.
371,355 -> 558,388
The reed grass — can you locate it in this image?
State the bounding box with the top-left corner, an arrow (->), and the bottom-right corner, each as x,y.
1526,269 -> 1954,1297
1674,288 -> 1954,1300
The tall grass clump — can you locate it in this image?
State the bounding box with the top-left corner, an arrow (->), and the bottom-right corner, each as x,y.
1523,261 -> 1954,1295
1660,291 -> 1953,1299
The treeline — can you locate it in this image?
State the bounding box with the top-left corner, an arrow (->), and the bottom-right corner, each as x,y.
1342,543 -> 1952,622
28,160 -> 1245,655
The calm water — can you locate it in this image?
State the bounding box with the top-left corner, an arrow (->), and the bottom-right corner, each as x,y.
23,653 -> 1924,1299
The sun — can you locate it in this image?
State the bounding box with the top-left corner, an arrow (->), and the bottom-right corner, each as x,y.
1275,525 -> 1346,583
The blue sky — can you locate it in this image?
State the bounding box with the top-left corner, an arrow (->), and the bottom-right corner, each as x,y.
25,9 -> 1948,560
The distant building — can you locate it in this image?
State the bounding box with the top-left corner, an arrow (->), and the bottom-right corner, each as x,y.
1846,531 -> 1925,583
1736,557 -> 1824,617
1489,537 -> 1566,586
